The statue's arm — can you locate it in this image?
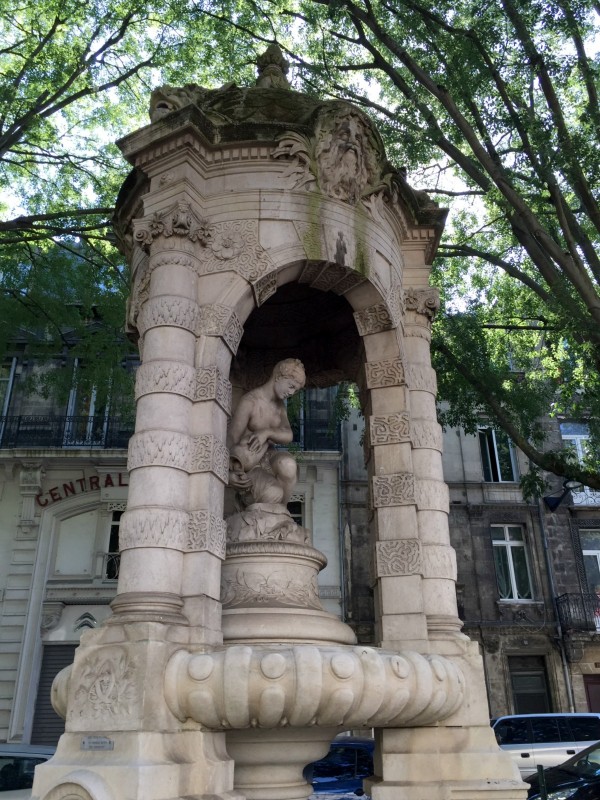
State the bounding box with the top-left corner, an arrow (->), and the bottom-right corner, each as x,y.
227,394 -> 254,449
263,411 -> 293,445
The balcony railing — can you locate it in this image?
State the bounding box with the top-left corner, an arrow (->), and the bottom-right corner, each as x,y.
571,487 -> 600,507
0,414 -> 340,452
556,592 -> 600,632
103,551 -> 121,580
290,416 -> 341,451
0,415 -> 134,449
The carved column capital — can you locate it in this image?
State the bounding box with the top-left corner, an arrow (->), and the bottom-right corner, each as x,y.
133,201 -> 212,252
404,288 -> 440,341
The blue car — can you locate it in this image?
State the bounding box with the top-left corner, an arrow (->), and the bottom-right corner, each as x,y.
304,737 -> 374,795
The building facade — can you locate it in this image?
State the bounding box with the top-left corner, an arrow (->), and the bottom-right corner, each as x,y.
1,352 -> 600,744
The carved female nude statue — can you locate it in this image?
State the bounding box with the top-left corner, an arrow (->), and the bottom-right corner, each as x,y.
226,359 -> 308,542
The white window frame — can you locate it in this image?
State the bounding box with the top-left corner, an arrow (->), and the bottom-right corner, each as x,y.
561,426 -> 600,507
64,358 -> 109,447
0,357 -> 17,443
491,524 -> 534,602
478,426 -> 518,483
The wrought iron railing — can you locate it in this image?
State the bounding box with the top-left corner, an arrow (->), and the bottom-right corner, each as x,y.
0,415 -> 135,449
571,487 -> 600,507
0,414 -> 340,452
103,552 -> 121,580
556,593 -> 600,632
290,415 -> 341,451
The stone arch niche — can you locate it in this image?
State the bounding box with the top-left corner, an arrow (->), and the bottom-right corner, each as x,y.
32,47 -> 526,800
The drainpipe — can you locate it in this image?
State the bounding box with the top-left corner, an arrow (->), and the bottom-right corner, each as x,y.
537,499 -> 576,712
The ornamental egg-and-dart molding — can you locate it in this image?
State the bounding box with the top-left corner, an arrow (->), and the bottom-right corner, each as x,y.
164,644 -> 464,730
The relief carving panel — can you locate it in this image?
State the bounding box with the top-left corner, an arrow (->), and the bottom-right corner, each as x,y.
120,507 -> 190,549
406,364 -> 438,395
372,473 -> 415,507
195,366 -> 232,413
191,435 -> 229,483
221,571 -> 321,609
354,303 -> 396,336
74,648 -> 137,722
376,539 -> 422,576
251,273 -> 278,306
365,358 -> 405,388
137,295 -> 199,336
410,420 -> 444,451
201,220 -> 274,283
197,304 -> 243,354
369,412 -> 410,445
135,361 -> 196,400
187,510 -> 227,558
128,430 -> 194,472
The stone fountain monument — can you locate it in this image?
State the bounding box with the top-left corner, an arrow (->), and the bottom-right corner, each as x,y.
32,45 -> 527,800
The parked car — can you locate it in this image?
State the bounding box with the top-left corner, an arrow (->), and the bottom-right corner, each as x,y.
492,714 -> 600,779
304,736 -> 374,795
526,740 -> 600,799
0,745 -> 55,799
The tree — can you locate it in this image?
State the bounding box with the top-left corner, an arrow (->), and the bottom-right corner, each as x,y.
198,0 -> 600,490
2,0 -> 599,491
0,0 -> 273,397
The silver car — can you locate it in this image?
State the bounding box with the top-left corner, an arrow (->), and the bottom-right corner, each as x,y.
492,713 -> 600,779
0,745 -> 55,799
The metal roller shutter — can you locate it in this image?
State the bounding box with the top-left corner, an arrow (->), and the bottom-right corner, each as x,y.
30,644 -> 76,745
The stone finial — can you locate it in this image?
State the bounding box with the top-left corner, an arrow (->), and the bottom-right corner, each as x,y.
256,44 -> 291,89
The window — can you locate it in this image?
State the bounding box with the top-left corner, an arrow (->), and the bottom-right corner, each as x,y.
492,525 -> 533,601
581,529 -> 600,593
0,358 -> 16,416
104,509 -> 123,580
508,656 -> 551,713
0,755 -> 48,792
479,427 -> 518,482
494,717 -> 530,745
568,717 -> 600,742
0,357 -> 17,444
64,358 -> 109,447
560,423 -> 600,506
287,499 -> 304,527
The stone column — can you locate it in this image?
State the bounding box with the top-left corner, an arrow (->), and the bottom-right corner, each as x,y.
112,220 -> 203,623
356,291 -> 429,653
31,202 -> 242,800
404,286 -> 464,643
182,296 -> 240,642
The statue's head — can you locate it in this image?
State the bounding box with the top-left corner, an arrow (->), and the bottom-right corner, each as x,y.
272,358 -> 306,399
